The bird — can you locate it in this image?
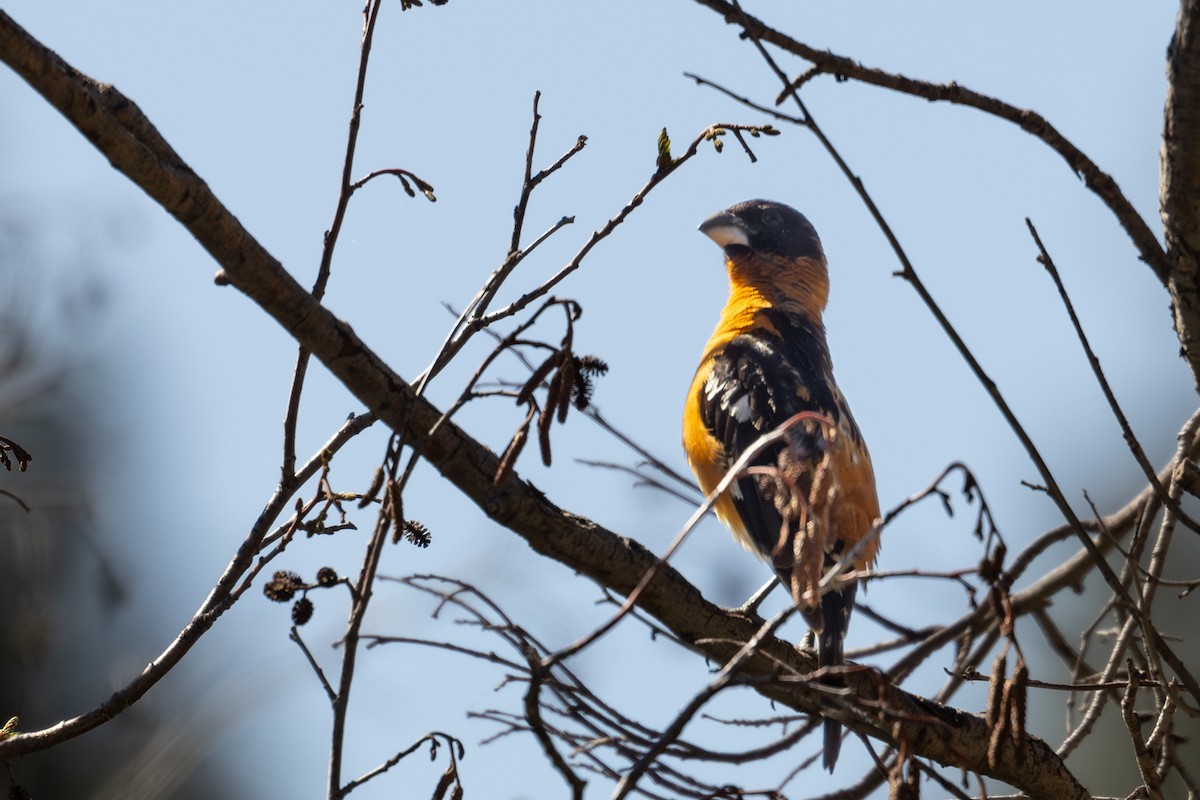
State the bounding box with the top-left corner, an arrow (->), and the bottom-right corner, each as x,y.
681,199 -> 880,771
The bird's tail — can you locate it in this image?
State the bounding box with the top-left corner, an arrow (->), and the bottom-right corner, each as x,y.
818,625 -> 844,772
789,560 -> 856,770
817,581 -> 856,771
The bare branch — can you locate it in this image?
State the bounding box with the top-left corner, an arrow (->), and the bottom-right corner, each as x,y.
688,0 -> 1170,285
339,732 -> 464,797
290,626 -> 337,704
1026,218 -> 1200,534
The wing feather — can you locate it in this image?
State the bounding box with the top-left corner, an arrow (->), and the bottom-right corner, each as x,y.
693,309 -> 879,624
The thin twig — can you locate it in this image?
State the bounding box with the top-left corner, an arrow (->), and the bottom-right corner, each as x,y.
416,93 -> 584,391
689,0 -> 1171,282
290,627 -> 337,703
1121,663 -> 1164,800
582,406 -> 701,498
1058,616 -> 1138,757
574,458 -> 700,505
612,606 -> 796,800
339,732 -> 464,796
473,122 -> 778,329
284,0 -> 387,480
1026,218 -> 1199,535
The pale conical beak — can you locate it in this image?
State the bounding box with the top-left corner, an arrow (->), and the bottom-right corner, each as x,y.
699,210 -> 750,250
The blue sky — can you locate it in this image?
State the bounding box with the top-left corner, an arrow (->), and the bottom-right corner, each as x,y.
2,1 -> 1194,796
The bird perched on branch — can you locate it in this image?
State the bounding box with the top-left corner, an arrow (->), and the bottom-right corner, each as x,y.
682,199 -> 880,771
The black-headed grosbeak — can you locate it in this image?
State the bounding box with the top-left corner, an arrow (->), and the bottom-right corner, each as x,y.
682,200 -> 880,771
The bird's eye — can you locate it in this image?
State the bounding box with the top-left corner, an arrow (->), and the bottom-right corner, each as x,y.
762,209 -> 782,226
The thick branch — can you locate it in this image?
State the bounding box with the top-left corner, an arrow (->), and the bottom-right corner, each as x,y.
0,12 -> 1089,798
1162,0 -> 1200,391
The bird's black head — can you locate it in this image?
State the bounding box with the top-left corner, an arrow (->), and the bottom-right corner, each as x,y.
699,200 -> 824,261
